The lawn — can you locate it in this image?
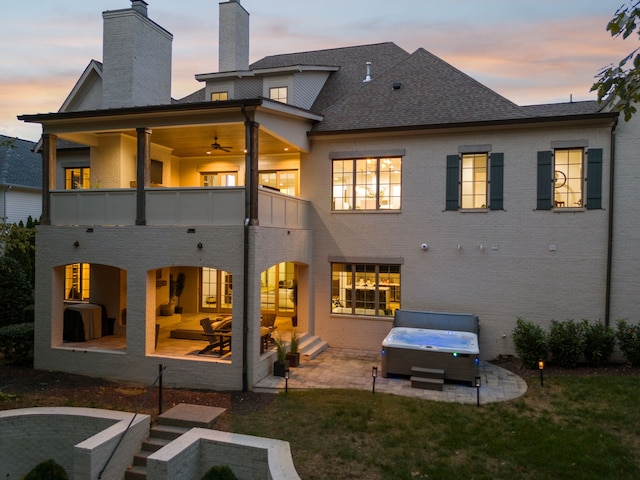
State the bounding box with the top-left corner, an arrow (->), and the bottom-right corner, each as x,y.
230,376 -> 640,480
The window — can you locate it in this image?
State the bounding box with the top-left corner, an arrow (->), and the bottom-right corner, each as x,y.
537,148 -> 602,210
65,263 -> 90,300
211,91 -> 228,101
201,268 -> 233,311
269,86 -> 288,103
150,160 -> 163,185
260,262 -> 296,313
331,263 -> 400,317
65,167 -> 90,189
259,170 -> 298,196
446,153 -> 503,210
332,157 -> 402,211
201,172 -> 238,187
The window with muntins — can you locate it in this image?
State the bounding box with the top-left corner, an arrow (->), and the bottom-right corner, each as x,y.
446,152 -> 503,210
331,263 -> 400,317
269,86 -> 288,103
65,263 -> 90,300
537,148 -> 602,210
332,157 -> 402,211
201,172 -> 237,186
259,170 -> 298,196
211,91 -> 228,101
201,268 -> 233,312
65,167 -> 90,189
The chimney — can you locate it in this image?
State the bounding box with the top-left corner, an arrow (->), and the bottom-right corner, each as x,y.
102,1 -> 173,108
219,0 -> 250,72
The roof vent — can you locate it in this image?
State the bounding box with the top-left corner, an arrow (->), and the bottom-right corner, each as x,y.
363,62 -> 372,83
392,82 -> 402,90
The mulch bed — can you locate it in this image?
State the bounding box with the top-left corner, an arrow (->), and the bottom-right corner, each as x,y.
491,355 -> 640,378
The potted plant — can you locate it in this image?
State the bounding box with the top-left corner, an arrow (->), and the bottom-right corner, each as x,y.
286,328 -> 300,367
160,273 -> 176,316
273,334 -> 289,377
174,272 -> 186,314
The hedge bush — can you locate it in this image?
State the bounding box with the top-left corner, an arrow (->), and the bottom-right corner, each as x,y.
22,459 -> 69,480
0,255 -> 33,328
548,319 -> 585,368
616,320 -> 640,367
582,319 -> 616,367
0,322 -> 34,365
512,317 -> 548,369
201,465 -> 238,480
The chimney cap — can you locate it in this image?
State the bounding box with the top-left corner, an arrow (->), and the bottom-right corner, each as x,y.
131,0 -> 148,16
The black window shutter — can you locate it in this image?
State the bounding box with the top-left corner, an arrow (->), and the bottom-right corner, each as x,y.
445,155 -> 459,210
537,151 -> 552,210
586,148 -> 603,210
489,153 -> 504,210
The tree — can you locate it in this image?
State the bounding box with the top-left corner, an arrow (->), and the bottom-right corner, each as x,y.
592,1 -> 640,121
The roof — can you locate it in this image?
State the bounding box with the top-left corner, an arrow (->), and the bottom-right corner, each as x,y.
521,101 -> 603,117
250,42 -> 411,113
313,48 -> 531,132
0,135 -> 42,189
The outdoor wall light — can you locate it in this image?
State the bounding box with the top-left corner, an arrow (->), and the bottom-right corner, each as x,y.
372,366 -> 378,394
73,241 -> 80,248
197,242 -> 203,249
538,359 -> 545,387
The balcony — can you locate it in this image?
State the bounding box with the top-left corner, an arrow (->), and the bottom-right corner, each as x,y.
49,187 -> 309,229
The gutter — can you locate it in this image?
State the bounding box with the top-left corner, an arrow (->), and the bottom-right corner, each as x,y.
605,116 -> 619,326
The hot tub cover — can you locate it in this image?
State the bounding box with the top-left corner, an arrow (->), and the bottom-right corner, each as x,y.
382,327 -> 479,355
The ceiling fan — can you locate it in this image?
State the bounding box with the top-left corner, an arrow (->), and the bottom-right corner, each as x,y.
210,136 -> 232,152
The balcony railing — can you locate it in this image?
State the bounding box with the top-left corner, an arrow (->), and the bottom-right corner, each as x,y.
49,187 -> 309,229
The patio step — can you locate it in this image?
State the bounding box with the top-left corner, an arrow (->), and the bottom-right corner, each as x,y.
410,366 -> 445,391
301,335 -> 328,360
124,403 -> 226,480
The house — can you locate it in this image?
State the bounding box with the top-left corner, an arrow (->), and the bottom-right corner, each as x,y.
19,0 -> 640,390
0,135 -> 42,224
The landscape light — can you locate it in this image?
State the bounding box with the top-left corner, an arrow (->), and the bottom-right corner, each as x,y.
538,359 -> 544,387
372,366 -> 378,394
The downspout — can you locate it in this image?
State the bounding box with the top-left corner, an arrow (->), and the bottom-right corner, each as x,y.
241,105 -> 259,391
604,116 -> 618,327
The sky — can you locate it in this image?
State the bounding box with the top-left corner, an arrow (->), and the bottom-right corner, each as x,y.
0,0 -> 631,142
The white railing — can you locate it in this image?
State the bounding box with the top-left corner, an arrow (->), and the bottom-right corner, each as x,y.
49,187 -> 309,228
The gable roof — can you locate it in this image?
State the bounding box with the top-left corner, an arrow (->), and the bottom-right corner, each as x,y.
250,42 -> 411,113
313,48 -> 530,133
59,60 -> 104,112
0,135 -> 42,189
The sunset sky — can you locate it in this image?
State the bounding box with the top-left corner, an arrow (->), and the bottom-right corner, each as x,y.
1,0 -> 630,142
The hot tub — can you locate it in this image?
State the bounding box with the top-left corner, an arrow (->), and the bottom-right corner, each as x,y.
380,310 -> 480,385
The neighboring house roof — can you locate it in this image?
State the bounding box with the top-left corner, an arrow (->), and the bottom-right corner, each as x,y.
250,42 -> 411,114
175,88 -> 206,104
0,135 -> 42,189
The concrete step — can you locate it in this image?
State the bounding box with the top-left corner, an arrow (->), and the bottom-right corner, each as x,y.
132,449 -> 151,466
410,376 -> 444,391
302,337 -> 329,360
124,465 -> 147,480
141,436 -> 171,453
411,366 -> 445,379
156,403 -> 225,429
150,423 -> 190,440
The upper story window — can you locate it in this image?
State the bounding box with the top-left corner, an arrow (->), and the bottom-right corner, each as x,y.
201,172 -> 237,187
446,152 -> 504,211
536,147 -> 602,210
269,86 -> 288,104
211,91 -> 229,101
65,167 -> 90,189
332,157 -> 402,211
331,263 -> 400,317
259,170 -> 298,196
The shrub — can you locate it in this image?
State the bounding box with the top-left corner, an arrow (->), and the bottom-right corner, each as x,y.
548,319 -> 585,368
0,255 -> 33,328
22,459 -> 69,480
512,317 -> 548,369
616,320 -> 640,367
582,319 -> 615,367
0,322 -> 34,365
201,465 -> 238,480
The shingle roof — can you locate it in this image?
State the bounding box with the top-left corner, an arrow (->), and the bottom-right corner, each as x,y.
250,42 -> 411,113
0,135 -> 41,188
313,48 -> 530,132
521,101 -> 603,117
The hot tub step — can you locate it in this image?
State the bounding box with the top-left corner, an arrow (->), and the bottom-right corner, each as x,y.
410,376 -> 444,391
411,366 -> 445,379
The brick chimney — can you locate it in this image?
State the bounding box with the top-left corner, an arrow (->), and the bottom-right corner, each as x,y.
219,0 -> 250,72
102,1 -> 173,108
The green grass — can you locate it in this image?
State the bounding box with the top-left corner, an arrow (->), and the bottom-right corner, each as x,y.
230,377 -> 640,479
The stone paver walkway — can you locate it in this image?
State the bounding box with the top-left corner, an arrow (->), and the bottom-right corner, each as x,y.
255,348 -> 527,404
